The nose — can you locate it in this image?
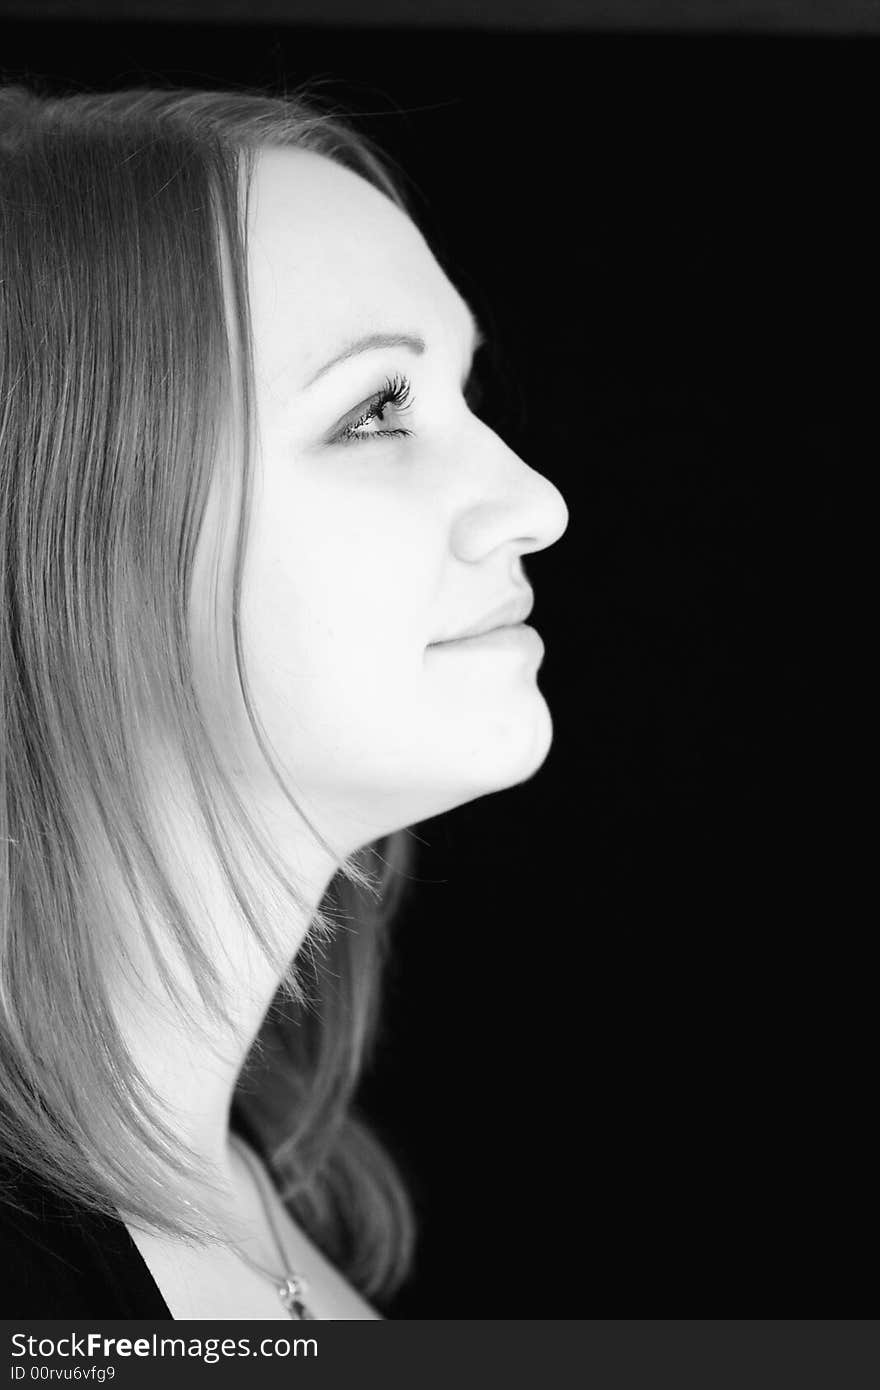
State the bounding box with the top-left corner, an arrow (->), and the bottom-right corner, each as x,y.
451,424 -> 570,563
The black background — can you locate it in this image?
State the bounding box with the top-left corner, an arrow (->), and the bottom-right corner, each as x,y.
0,10 -> 869,1316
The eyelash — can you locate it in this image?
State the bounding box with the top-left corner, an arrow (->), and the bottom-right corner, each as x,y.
334,369 -> 484,446
334,373 -> 416,446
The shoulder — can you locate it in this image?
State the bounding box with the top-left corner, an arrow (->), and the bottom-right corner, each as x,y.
0,1158 -> 171,1318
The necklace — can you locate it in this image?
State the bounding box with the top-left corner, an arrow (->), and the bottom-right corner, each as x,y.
227,1133 -> 318,1320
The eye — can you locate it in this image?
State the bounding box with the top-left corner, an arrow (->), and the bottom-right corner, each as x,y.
333,373 -> 415,446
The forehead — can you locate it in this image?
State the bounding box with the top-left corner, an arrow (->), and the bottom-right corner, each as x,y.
246,145 -> 471,378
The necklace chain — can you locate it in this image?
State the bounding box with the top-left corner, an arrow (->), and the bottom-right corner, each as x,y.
227,1133 -> 317,1320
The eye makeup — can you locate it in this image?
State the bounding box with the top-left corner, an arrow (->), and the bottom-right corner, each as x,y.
333,373 -> 415,446
331,361 -> 484,447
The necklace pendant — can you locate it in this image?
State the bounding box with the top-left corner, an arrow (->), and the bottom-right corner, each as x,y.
278,1273 -> 315,1320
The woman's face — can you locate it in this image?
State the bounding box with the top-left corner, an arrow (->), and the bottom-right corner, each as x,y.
209,146 -> 569,854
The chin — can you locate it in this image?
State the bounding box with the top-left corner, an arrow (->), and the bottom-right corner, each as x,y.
446,701 -> 555,800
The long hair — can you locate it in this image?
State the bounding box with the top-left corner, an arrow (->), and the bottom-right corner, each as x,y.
0,78 -> 421,1302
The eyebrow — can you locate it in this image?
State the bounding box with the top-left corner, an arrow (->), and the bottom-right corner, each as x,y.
303,304 -> 485,390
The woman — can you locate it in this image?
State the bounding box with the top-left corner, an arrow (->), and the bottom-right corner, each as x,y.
0,80 -> 568,1319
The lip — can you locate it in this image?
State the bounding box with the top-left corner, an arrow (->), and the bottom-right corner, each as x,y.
432,589 -> 534,644
428,622 -> 544,657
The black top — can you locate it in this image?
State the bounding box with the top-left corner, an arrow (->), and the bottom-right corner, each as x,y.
0,1159 -> 174,1319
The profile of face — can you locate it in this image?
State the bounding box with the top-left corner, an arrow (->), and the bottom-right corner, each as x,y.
197,146 -> 569,860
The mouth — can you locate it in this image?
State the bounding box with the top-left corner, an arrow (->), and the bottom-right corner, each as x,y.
432,588 -> 535,645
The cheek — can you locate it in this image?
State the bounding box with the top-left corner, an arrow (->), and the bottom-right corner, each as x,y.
241,480 -> 440,750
